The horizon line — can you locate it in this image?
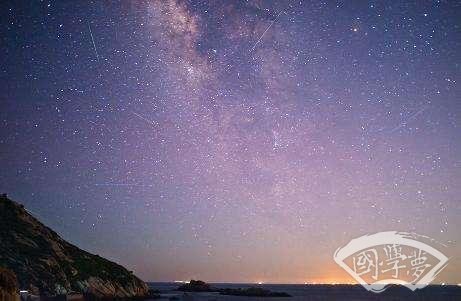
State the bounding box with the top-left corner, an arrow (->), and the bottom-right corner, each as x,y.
144,280 -> 461,286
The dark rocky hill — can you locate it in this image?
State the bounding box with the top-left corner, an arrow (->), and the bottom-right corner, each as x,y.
0,194 -> 148,298
0,267 -> 19,301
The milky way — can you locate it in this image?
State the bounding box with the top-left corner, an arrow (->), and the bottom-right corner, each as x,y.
0,1 -> 460,283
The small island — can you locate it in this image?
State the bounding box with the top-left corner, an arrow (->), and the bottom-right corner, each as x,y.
219,287 -> 291,298
176,280 -> 291,297
176,280 -> 214,292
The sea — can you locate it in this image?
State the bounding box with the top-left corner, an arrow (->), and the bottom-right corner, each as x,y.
147,282 -> 461,301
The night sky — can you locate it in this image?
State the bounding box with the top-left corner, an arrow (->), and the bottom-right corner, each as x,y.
0,0 -> 460,284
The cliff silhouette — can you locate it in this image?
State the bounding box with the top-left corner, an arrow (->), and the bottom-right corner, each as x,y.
0,194 -> 148,298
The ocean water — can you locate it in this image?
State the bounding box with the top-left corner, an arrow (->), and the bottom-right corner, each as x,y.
147,282 -> 461,301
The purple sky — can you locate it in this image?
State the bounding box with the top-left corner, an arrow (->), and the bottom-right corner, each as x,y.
1,0 -> 460,284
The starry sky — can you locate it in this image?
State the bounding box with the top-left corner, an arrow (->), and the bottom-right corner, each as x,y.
0,0 -> 460,284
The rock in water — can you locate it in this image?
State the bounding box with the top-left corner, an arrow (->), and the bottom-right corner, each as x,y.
0,195 -> 148,298
176,280 -> 215,292
219,287 -> 291,297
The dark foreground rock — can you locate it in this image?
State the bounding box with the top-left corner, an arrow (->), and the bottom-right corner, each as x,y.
220,287 -> 291,297
0,267 -> 20,301
0,194 -> 148,298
